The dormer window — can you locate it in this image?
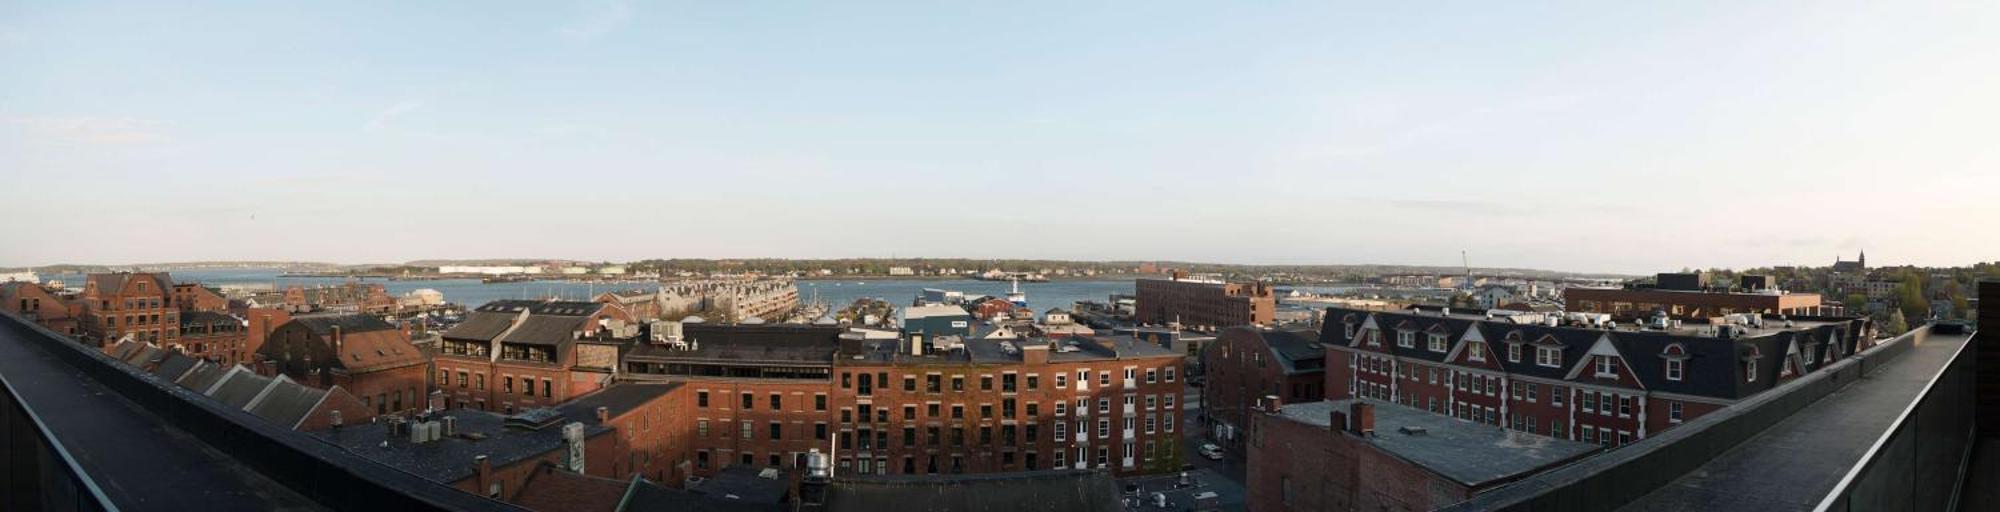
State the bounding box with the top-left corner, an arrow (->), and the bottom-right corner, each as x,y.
1594,356 -> 1617,377
1746,358 -> 1758,382
1662,344 -> 1687,381
1428,334 -> 1447,352
1397,331 -> 1415,348
1344,323 -> 1356,339
1536,346 -> 1560,367
1467,341 -> 1486,362
1507,343 -> 1521,363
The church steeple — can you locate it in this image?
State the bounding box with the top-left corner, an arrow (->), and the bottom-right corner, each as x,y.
1858,250 -> 1865,267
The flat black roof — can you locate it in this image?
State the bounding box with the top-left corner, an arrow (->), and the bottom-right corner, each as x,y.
0,314 -> 322,511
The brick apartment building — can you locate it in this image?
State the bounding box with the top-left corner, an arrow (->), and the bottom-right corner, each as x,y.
77,272 -> 180,346
1566,272 -> 1827,321
828,335 -> 1186,477
1,280 -> 79,336
179,310 -> 250,366
1323,306 -> 1874,447
1201,326 -> 1323,454
256,314 -> 431,418
553,383 -> 690,483
437,300 -> 636,413
1133,275 -> 1275,330
623,323 -> 846,477
1248,399 -> 1599,511
171,282 -> 229,313
624,322 -> 1186,479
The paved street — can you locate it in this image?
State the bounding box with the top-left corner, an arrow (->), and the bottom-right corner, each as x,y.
1117,385 -> 1249,511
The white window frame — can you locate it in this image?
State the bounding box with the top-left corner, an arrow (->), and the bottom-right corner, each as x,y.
1594,356 -> 1616,378
1665,359 -> 1683,381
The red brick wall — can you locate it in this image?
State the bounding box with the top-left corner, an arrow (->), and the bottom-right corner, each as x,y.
683,378 -> 836,477
295,386 -> 371,431
1203,328 -> 1316,452
1248,408 -> 1470,512
830,355 -> 1185,477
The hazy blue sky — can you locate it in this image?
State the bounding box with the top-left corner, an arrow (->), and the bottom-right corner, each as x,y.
4,1 -> 1996,273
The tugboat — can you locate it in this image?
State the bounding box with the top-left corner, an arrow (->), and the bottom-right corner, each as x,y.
1007,277 -> 1028,308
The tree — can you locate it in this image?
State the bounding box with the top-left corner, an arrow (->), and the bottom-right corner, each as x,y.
1896,280 -> 1928,321
1884,309 -> 1909,335
1843,294 -> 1868,315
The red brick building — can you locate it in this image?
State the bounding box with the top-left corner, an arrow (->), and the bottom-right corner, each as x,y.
1323,306 -> 1873,447
1247,399 -> 1599,512
623,322 -> 1187,479
172,283 -> 229,313
178,310 -> 251,366
1200,326 -> 1323,454
256,314 -> 431,418
828,335 -> 1186,477
437,300 -> 636,413
283,282 -> 399,314
77,272 -> 179,346
1,281 -> 79,336
244,307 -> 293,364
1133,275 -> 1275,330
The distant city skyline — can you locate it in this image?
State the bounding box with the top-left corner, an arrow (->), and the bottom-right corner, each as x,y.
5,1 -> 1998,274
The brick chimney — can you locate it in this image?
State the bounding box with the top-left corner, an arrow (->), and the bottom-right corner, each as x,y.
1021,342 -> 1049,366
1261,394 -> 1282,414
1349,402 -> 1375,436
472,455 -> 492,497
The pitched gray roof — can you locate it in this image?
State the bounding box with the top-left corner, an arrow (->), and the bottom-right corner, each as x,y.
208,370 -> 276,409
246,380 -> 328,428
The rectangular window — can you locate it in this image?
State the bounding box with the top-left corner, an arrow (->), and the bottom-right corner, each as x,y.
816,394 -> 828,411
1670,401 -> 1684,422
1618,396 -> 1632,417
741,393 -> 754,409
1165,368 -> 1176,382
1054,422 -> 1067,441
952,376 -> 965,392
698,420 -> 709,437
769,422 -> 783,440
1552,387 -> 1565,407
770,394 -> 782,410
1056,373 -> 1068,388
698,391 -> 709,408
1595,356 -> 1617,377
1508,343 -> 1521,362
1666,359 -> 1684,381
1397,331 -> 1414,348
904,376 -> 917,392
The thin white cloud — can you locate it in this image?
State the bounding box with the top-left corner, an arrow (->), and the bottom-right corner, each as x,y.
558,0 -> 634,42
364,101 -> 425,131
5,116 -> 167,144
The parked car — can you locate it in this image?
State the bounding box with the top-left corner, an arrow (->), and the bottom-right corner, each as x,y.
1198,443 -> 1225,460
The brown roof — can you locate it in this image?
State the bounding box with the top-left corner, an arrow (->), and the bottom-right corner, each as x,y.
337,328 -> 427,372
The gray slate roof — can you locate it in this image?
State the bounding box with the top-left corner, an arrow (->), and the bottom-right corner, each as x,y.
1279,399 -> 1599,487
246,380 -> 328,428
208,370 -> 276,409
